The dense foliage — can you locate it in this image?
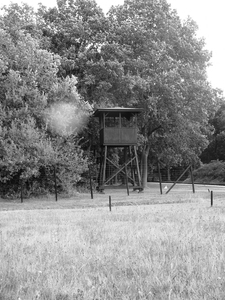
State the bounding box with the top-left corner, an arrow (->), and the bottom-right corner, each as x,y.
188,160 -> 225,184
0,0 -> 223,196
201,103 -> 225,163
0,4 -> 91,197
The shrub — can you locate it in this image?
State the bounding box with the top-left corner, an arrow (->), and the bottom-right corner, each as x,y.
188,161 -> 225,184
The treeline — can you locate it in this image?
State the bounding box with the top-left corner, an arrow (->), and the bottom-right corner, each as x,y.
0,0 -> 223,197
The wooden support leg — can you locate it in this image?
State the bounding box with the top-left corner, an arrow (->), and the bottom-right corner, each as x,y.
124,147 -> 129,195
102,146 -> 107,189
134,146 -> 142,188
97,147 -> 104,189
129,146 -> 136,186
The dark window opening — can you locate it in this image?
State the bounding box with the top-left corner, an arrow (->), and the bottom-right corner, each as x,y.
121,114 -> 136,128
105,117 -> 119,128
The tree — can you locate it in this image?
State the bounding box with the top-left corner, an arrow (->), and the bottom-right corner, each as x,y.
200,133 -> 225,163
36,0 -> 108,90
0,7 -> 90,196
103,0 -> 220,186
209,101 -> 225,136
201,96 -> 225,163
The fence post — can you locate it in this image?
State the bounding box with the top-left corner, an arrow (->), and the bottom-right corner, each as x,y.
54,166 -> 58,202
211,191 -> 213,207
89,166 -> 93,199
166,165 -> 191,194
190,165 -> 195,193
20,179 -> 23,203
109,195 -> 112,211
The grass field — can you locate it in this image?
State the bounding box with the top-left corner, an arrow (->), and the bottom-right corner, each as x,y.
1,185 -> 225,299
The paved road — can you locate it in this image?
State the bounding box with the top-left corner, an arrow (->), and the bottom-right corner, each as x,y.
147,182 -> 225,193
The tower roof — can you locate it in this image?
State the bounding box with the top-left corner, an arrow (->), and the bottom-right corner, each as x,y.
94,107 -> 143,117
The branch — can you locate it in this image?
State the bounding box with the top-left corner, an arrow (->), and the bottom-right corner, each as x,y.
149,125 -> 162,135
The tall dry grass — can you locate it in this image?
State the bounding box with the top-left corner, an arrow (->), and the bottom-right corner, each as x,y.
1,200 -> 225,299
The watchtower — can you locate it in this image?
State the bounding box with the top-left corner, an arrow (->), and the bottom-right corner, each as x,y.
94,107 -> 143,191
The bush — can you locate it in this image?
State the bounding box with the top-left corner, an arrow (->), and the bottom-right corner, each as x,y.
187,161 -> 225,184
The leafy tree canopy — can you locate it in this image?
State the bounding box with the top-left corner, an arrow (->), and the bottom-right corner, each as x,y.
0,7 -> 91,195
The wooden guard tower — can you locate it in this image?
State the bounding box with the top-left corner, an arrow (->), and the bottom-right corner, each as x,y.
94,107 -> 143,191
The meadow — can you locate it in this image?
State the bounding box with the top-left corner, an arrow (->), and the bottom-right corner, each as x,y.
1,186 -> 225,299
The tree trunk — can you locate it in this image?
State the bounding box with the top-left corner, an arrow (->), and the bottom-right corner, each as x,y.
141,145 -> 150,189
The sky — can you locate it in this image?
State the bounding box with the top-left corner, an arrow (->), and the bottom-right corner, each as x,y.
1,0 -> 225,94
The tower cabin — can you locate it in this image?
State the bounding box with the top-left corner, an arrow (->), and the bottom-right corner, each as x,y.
94,107 -> 142,146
